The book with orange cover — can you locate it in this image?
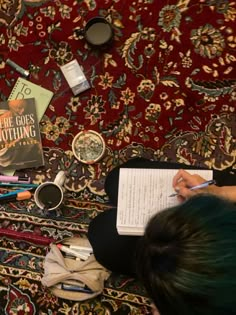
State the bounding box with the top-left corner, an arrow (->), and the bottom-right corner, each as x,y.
0,98 -> 44,171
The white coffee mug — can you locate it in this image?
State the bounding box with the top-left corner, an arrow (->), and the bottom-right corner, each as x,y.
34,171 -> 66,211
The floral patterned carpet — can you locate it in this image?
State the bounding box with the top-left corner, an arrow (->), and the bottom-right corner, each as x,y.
0,0 -> 235,314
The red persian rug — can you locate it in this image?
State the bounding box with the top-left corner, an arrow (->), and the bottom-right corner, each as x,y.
0,0 -> 235,314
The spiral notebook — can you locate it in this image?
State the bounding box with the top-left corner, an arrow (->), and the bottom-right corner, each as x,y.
8,77 -> 54,121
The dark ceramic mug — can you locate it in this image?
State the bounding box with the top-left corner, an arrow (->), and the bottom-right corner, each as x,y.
76,16 -> 113,48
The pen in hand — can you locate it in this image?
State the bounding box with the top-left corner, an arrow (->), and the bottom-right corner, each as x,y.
169,179 -> 216,197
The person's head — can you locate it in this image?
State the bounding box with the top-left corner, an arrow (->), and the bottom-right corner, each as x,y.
136,195 -> 236,315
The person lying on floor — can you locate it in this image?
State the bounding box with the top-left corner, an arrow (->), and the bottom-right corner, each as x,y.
88,158 -> 236,315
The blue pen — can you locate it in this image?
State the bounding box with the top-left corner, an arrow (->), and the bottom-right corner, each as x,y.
169,179 -> 216,197
61,283 -> 93,293
0,183 -> 38,188
0,189 -> 27,199
0,189 -> 32,203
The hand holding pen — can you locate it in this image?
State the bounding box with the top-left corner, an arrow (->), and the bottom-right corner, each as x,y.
170,169 -> 217,199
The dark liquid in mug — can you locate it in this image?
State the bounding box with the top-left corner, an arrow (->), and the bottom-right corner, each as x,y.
86,22 -> 112,45
38,184 -> 62,209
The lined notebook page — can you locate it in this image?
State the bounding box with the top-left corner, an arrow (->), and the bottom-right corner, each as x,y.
117,168 -> 213,235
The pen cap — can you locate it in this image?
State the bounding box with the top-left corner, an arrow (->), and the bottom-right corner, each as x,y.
17,191 -> 31,200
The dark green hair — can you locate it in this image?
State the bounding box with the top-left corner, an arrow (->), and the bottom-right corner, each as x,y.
136,195 -> 236,315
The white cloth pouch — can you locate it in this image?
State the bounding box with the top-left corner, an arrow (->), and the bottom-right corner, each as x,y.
41,237 -> 111,301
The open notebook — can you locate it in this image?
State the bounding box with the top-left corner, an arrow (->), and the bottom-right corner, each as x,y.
116,168 -> 213,236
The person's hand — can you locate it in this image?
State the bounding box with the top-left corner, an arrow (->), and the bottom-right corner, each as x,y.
150,303 -> 160,315
172,169 -> 208,201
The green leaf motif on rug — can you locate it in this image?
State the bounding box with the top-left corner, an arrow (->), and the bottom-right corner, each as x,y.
186,77 -> 236,97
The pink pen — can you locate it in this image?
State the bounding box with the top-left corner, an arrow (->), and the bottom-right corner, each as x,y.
0,175 -> 31,184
